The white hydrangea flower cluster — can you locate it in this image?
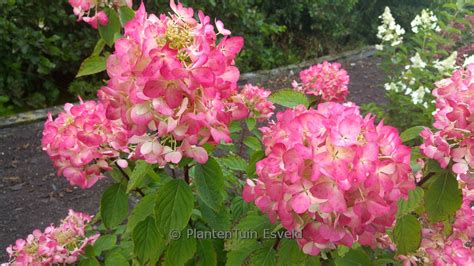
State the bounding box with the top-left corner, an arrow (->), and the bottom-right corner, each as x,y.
376,7 -> 405,50
406,53 -> 427,69
434,51 -> 458,75
411,9 -> 441,33
384,80 -> 430,108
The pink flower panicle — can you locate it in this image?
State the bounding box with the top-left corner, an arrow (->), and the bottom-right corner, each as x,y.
243,102 -> 414,255
420,63 -> 474,189
68,0 -> 132,29
232,84 -> 275,121
292,61 -> 349,102
98,1 -> 246,166
399,188 -> 474,266
42,100 -> 128,189
4,210 -> 99,266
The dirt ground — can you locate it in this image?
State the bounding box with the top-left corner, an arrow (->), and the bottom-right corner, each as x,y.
0,56 -> 386,260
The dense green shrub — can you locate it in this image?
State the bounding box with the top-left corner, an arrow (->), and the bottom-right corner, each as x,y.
0,0 -> 97,112
0,0 -> 437,115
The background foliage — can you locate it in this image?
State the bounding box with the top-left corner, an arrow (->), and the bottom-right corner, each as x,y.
1,0 -> 436,115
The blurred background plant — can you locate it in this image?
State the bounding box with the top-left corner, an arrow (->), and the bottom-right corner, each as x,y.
364,0 -> 474,131
0,0 -> 446,116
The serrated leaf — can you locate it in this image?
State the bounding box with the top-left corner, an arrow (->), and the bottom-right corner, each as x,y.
226,239 -> 260,266
105,251 -> 129,266
101,183 -> 128,229
155,179 -> 194,236
277,238 -> 306,266
231,196 -> 249,222
197,239 -> 217,266
392,214 -> 421,254
118,6 -> 135,26
93,235 -> 116,255
250,241 -> 276,266
220,155 -> 247,172
78,257 -> 100,266
126,192 -> 157,234
164,231 -> 196,266
127,160 -> 151,193
243,136 -> 262,151
335,247 -> 371,266
199,198 -> 231,231
400,126 -> 425,142
99,8 -> 121,46
425,169 -> 462,222
194,157 -> 224,210
269,89 -> 309,108
133,217 -> 165,262
396,187 -> 424,218
76,56 -> 106,77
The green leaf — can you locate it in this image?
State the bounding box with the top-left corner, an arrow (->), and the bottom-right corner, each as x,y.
155,179 -> 194,236
230,196 -> 249,223
269,89 -> 309,108
78,257 -> 100,266
392,214 -> 421,255
118,6 -> 135,26
246,118 -> 256,131
243,136 -> 262,151
76,56 -> 106,78
92,38 -> 106,56
105,252 -> 129,266
400,126 -> 425,142
164,231 -> 197,266
126,192 -> 157,234
220,155 -> 247,172
250,241 -> 276,266
99,8 -> 121,46
226,239 -> 260,266
198,198 -> 231,231
194,157 -> 224,210
335,247 -> 371,266
396,187 -> 424,218
277,238 -> 306,266
93,235 -> 117,255
127,160 -> 151,193
425,169 -> 462,222
197,239 -> 217,266
101,183 -> 128,229
133,216 -> 165,262
247,150 -> 265,177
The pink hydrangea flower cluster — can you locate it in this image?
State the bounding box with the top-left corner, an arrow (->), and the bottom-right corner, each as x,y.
98,1 -> 246,166
420,64 -> 474,189
4,210 -> 99,266
292,61 -> 349,102
399,188 -> 474,266
42,100 -> 128,188
243,102 -> 414,255
231,84 -> 275,121
68,0 -> 132,29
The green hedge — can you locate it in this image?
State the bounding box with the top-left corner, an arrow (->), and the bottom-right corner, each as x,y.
0,0 -> 434,115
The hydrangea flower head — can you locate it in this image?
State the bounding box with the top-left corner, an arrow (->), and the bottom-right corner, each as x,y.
42,100 -> 128,188
243,102 -> 414,255
376,7 -> 405,49
98,1 -> 246,166
420,63 -> 474,188
4,210 -> 99,265
232,84 -> 275,121
293,61 -> 349,102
